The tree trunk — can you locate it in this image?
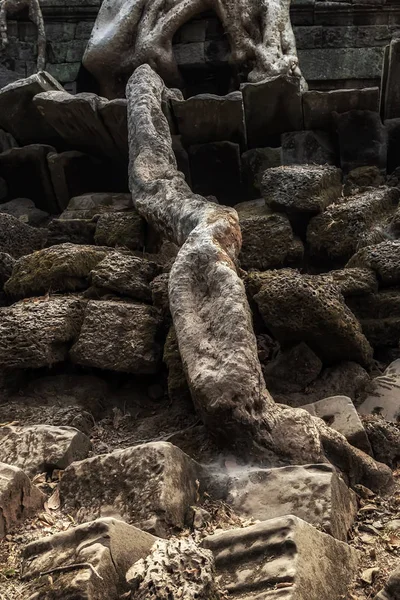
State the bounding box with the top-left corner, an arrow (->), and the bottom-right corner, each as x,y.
84,0 -> 306,98
127,64 -> 392,492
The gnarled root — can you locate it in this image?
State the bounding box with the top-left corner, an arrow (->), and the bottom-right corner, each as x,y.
127,64 -> 392,492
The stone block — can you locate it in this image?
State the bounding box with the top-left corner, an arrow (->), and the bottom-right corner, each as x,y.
302,395 -> 372,453
235,199 -> 295,270
347,289 -> 400,348
202,515 -> 358,600
46,62 -> 81,84
0,296 -> 85,369
320,267 -> 378,297
172,91 -> 246,149
386,118 -> 400,173
48,150 -> 113,211
347,240 -> 400,286
188,141 -> 242,205
99,98 -> 128,161
281,130 -> 337,165
0,252 -> 15,287
241,75 -> 303,148
60,442 -> 202,536
173,42 -> 205,67
358,359 -> 400,422
0,213 -> 45,258
382,40 -> 400,120
70,300 -> 162,374
217,463 -> 357,541
247,269 -> 373,366
0,198 -> 48,226
0,71 -> 63,145
94,212 -> 145,250
262,342 -> 322,394
336,110 -> 387,174
0,424 -> 90,477
46,218 -> 96,246
261,164 -> 342,219
22,518 -> 157,600
33,91 -> 119,160
298,47 -> 384,82
0,144 -> 58,213
60,192 -> 134,220
303,87 -> 379,130
0,462 -> 45,538
90,251 -> 160,302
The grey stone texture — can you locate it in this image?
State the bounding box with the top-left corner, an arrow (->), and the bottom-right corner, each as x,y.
220,463 -> 357,540
94,212 -> 145,250
241,147 -> 281,198
0,424 -> 91,477
0,198 -> 49,226
70,300 -> 162,374
358,359 -> 400,422
22,518 -> 157,600
0,213 -> 45,258
262,342 -> 322,395
60,442 -> 203,536
347,240 -> 400,287
382,40 -> 400,121
60,192 -> 134,220
301,395 -> 372,453
347,289 -> 400,348
203,515 -> 358,600
241,75 -> 303,148
0,462 -> 45,538
281,130 -> 337,165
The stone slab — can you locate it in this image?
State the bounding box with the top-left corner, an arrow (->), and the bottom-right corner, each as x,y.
302,87 -> 379,130
382,40 -> 400,120
302,395 -> 372,453
281,130 -> 337,165
202,515 -> 358,600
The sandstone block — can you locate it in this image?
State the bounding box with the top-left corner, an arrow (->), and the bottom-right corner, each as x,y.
60,192 -> 134,220
46,218 -> 96,246
22,518 -> 157,600
202,515 -> 358,599
0,296 -> 85,369
99,98 -> 128,161
301,395 -> 371,453
0,425 -> 90,477
94,212 -> 145,250
347,240 -> 400,287
60,442 -> 202,536
0,462 -> 45,538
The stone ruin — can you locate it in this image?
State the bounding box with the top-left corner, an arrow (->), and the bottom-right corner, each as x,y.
0,0 -> 400,599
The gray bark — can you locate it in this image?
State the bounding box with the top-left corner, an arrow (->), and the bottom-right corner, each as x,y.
127,64 -> 392,492
84,0 -> 305,98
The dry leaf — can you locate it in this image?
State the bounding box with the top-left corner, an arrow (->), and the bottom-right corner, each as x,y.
361,567 -> 379,584
47,488 -> 60,511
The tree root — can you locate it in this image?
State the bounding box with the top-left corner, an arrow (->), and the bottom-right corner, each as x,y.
126,64 -> 393,492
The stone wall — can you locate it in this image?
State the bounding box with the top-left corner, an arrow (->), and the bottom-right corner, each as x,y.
0,0 -> 399,91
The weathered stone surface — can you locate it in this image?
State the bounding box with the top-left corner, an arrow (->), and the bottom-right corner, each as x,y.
374,567 -> 400,600
60,192 -> 134,220
0,213 -> 45,258
347,241 -> 400,287
0,71 -> 63,145
0,296 -> 84,369
307,187 -> 400,264
247,269 -> 373,365
261,164 -> 342,216
48,150 -> 113,211
362,415 -> 400,468
335,110 -> 387,174
0,462 -> 45,538
203,515 -> 358,599
0,425 -> 90,477
172,91 -> 246,149
302,395 -> 371,453
281,130 -> 336,165
320,267 -> 378,297
347,289 -> 400,347
98,98 -> 128,161
343,165 -> 385,196
90,252 -> 160,301
303,87 -> 380,130
263,342 -> 322,394
46,218 -> 96,246
0,144 -> 58,213
60,442 -> 202,536
4,244 -> 110,298
188,141 -> 242,206
0,252 -> 15,287
127,537 -> 218,599
382,39 -> 400,121
218,463 -> 356,541
241,147 -> 281,198
0,198 -> 49,226
242,75 -> 303,148
235,199 -> 295,270
34,90 -> 120,160
386,118 -> 400,173
70,300 -> 162,374
94,212 -> 145,250
359,360 -> 400,422
22,518 -> 157,600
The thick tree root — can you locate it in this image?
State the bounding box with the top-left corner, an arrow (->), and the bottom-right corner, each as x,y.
127,64 -> 392,492
84,0 -> 306,98
0,0 -> 46,70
